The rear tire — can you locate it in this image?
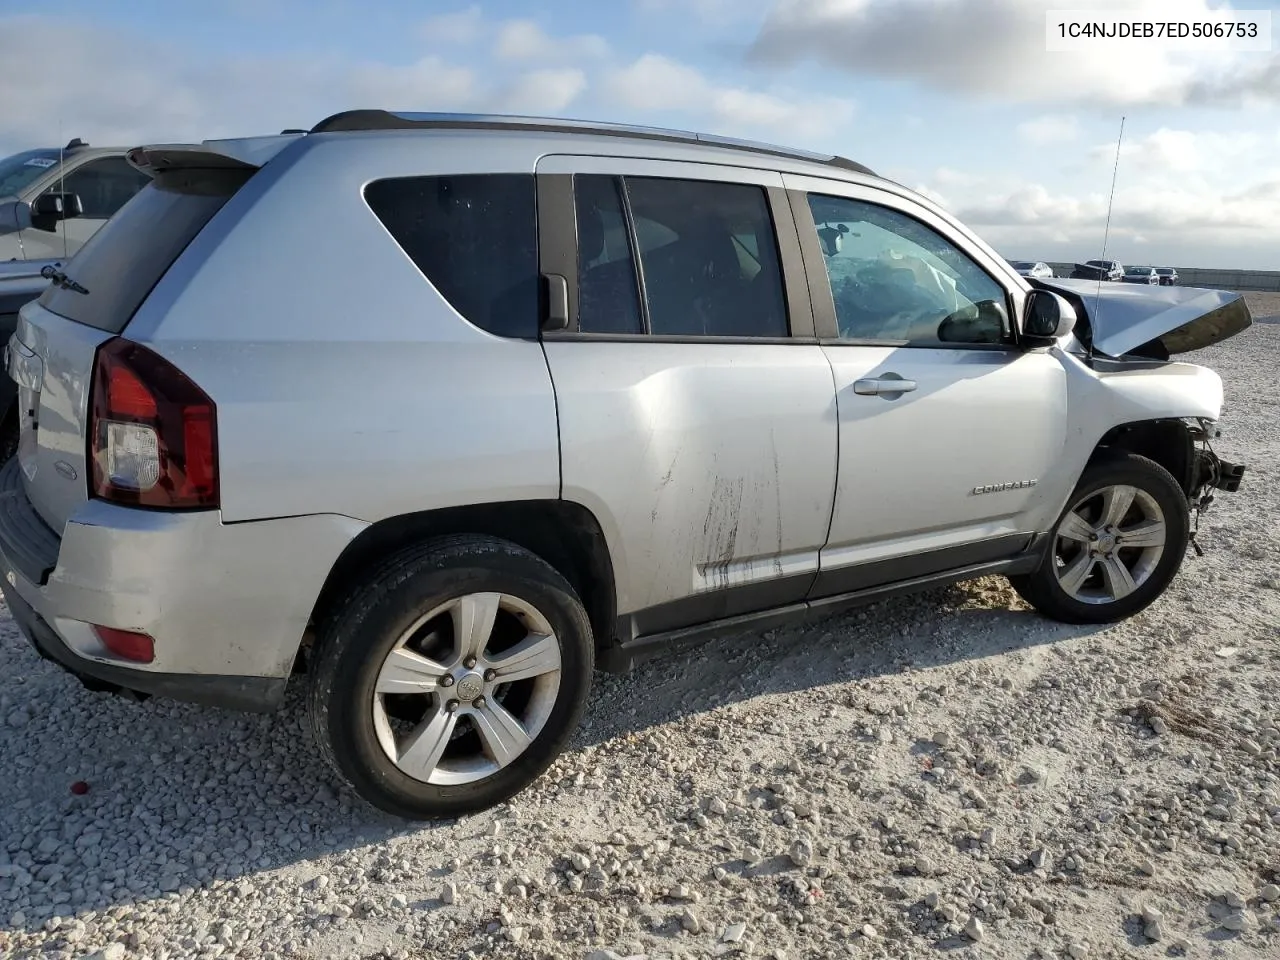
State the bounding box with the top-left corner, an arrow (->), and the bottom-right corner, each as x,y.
1011,452 -> 1189,625
307,534 -> 594,820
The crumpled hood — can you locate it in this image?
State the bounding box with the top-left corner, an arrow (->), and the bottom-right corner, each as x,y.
1032,276 -> 1253,358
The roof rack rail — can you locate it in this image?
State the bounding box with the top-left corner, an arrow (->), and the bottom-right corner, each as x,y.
308,109 -> 876,178
64,138 -> 88,151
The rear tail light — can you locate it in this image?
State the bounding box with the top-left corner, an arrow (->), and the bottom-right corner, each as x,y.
93,625 -> 155,664
89,338 -> 218,509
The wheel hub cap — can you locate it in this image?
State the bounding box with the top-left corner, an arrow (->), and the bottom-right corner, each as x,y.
454,672 -> 484,701
1093,532 -> 1117,554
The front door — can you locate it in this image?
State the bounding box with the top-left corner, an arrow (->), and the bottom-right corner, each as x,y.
782,174 -> 1069,596
536,156 -> 839,639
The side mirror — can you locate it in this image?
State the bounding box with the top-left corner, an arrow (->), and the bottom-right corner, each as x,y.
31,192 -> 83,229
1022,289 -> 1076,347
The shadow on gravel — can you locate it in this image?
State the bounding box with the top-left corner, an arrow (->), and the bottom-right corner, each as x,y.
0,580 -> 1104,938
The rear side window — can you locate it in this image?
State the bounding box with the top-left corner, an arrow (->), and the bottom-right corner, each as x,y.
365,175 -> 539,339
38,168 -> 249,334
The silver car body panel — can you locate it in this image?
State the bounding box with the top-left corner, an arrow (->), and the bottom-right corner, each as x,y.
0,122 -> 1249,697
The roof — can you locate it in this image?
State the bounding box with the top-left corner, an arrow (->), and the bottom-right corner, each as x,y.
308,109 -> 877,178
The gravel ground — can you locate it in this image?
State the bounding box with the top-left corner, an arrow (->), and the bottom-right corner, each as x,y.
2,294 -> 1278,960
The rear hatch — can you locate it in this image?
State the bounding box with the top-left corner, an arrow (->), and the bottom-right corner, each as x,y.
6,140 -> 285,533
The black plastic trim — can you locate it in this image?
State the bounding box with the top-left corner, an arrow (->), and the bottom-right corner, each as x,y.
808,533 -> 1032,599
536,174 -> 576,330
3,583 -> 286,713
0,459 -> 61,586
598,535 -> 1048,673
766,185 -> 816,340
309,110 -> 878,177
621,569 -> 817,642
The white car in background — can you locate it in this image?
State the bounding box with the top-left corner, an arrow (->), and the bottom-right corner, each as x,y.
1008,259 -> 1054,279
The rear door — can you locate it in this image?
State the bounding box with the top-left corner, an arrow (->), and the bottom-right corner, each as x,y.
534,156 -> 838,638
9,160 -> 255,532
782,174 -> 1068,596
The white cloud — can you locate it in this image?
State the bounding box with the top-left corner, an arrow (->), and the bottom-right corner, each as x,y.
604,53 -> 855,141
497,69 -> 589,114
1018,115 -> 1079,145
1088,128 -> 1268,175
750,0 -> 1280,107
493,20 -> 609,62
419,6 -> 484,45
0,15 -> 596,154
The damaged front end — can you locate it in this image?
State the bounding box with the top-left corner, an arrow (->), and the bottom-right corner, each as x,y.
1029,276 -> 1253,360
1185,417 -> 1247,556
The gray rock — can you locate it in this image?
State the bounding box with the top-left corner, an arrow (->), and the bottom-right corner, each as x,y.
1221,912 -> 1250,932
77,946 -> 126,960
390,893 -> 408,909
1261,883 -> 1280,903
442,883 -> 457,905
722,922 -> 746,943
681,909 -> 701,933
1067,944 -> 1089,959
964,916 -> 985,941
789,836 -> 813,868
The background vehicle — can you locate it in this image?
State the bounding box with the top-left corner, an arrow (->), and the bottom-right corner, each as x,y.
1155,267 -> 1180,286
1122,266 -> 1160,285
1080,259 -> 1124,281
0,140 -> 151,263
0,112 -> 1250,820
1008,259 -> 1054,279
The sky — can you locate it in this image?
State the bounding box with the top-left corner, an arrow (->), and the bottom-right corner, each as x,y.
2,0 -> 1278,269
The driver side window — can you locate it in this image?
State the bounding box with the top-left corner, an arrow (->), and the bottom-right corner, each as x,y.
803,193 -> 1009,346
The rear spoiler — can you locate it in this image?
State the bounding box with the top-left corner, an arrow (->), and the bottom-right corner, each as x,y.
125,133 -> 304,176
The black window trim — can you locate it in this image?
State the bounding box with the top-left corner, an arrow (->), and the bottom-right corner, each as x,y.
537,167 -> 817,343
787,187 -> 1023,353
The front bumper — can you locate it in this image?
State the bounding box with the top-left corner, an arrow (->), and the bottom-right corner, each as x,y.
0,459 -> 366,712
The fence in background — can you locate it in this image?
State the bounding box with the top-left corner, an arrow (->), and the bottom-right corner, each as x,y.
1044,263 -> 1280,293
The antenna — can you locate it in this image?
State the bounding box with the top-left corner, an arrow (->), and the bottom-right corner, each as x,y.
1093,115 -> 1125,324
57,120 -> 69,262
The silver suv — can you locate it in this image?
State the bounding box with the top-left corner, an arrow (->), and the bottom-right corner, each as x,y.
0,112 -> 1250,819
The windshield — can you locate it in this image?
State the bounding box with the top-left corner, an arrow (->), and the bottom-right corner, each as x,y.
1009,261 -> 1033,269
1156,268 -> 1174,274
1126,267 -> 1152,274
0,149 -> 63,197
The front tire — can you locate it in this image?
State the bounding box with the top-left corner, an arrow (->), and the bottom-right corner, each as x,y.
1011,452 -> 1189,625
308,535 -> 594,820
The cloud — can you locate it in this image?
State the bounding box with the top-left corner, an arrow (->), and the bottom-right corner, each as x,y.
749,0 -> 1280,107
0,15 -> 595,154
419,6 -> 485,45
497,69 -> 589,114
604,53 -> 855,140
1087,128 -> 1267,175
1018,115 -> 1080,145
493,20 -> 609,62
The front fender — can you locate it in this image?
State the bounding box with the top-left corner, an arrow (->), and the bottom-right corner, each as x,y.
1027,351 -> 1223,530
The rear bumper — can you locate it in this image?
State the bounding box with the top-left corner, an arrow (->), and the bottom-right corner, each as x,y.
5,584 -> 287,712
0,459 -> 366,712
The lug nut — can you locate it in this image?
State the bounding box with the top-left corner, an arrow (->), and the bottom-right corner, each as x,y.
474,697 -> 486,709
464,657 -> 477,669
484,669 -> 497,682
445,700 -> 459,713
440,675 -> 455,687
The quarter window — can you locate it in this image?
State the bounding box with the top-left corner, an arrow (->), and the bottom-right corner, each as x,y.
365,174 -> 540,339
804,194 -> 1009,346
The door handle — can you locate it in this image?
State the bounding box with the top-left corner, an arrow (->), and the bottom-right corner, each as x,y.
852,376 -> 917,396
